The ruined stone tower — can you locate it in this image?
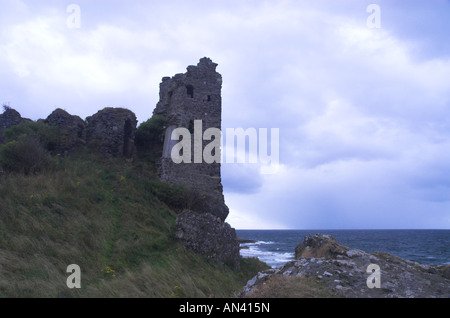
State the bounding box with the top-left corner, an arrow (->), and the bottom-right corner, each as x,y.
153,57 -> 229,221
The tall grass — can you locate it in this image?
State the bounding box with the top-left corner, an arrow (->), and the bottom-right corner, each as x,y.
0,153 -> 266,297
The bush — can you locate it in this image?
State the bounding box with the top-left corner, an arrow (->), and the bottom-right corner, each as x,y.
0,121 -> 58,174
135,115 -> 168,150
0,136 -> 53,174
2,121 -> 60,153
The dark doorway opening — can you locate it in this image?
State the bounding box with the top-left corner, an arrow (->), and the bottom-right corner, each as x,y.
186,85 -> 194,98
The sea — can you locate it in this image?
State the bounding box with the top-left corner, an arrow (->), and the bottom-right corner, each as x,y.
236,229 -> 450,268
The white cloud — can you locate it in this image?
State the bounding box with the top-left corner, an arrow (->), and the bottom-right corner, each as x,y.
0,11 -> 165,121
226,206 -> 287,230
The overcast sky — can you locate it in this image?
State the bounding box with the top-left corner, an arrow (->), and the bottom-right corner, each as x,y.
1,0 -> 449,229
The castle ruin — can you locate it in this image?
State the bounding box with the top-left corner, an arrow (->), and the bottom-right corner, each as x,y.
0,58 -> 240,269
153,57 -> 229,222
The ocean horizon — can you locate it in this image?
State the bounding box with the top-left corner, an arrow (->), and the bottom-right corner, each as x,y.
236,229 -> 450,268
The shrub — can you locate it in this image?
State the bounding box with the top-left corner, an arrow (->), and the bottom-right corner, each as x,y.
2,121 -> 60,153
0,121 -> 59,174
0,136 -> 53,174
135,115 -> 168,151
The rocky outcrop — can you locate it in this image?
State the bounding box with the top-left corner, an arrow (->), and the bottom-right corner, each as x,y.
44,108 -> 86,154
175,211 -> 240,270
294,233 -> 350,259
86,107 -> 137,159
240,234 -> 450,298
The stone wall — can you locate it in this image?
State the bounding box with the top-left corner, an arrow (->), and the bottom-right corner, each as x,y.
1,106 -> 137,160
44,108 -> 86,154
86,107 -> 137,159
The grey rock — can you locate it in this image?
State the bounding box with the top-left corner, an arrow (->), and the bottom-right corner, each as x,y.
294,233 -> 350,259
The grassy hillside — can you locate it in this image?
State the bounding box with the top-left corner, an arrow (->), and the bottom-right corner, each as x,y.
0,121 -> 268,298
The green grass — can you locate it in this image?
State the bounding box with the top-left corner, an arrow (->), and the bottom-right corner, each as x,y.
242,275 -> 338,298
0,152 -> 267,298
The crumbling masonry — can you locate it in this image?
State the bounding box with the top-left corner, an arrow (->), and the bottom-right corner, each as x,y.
153,57 -> 229,222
